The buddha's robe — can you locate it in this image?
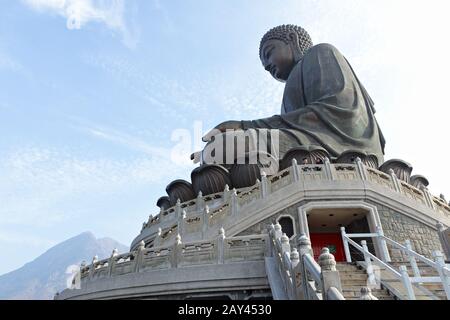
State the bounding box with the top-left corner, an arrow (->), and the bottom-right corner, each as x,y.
241,43 -> 385,164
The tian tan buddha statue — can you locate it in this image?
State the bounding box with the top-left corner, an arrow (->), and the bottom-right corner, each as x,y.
162,24 -> 387,206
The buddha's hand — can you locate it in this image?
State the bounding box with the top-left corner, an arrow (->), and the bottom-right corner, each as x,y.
202,120 -> 242,142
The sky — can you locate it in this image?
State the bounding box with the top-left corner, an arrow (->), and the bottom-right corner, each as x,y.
0,0 -> 449,275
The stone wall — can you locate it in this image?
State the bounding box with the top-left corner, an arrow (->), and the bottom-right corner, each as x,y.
375,203 -> 443,260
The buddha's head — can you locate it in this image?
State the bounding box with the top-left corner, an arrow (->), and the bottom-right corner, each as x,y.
259,24 -> 313,82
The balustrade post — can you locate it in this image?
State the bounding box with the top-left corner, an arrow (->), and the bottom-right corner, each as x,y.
432,250 -> 450,299
319,247 -> 343,300
274,222 -> 282,241
230,188 -> 238,216
89,255 -> 98,279
175,199 -> 182,219
355,157 -> 368,180
261,171 -> 269,199
196,191 -> 204,212
202,205 -> 209,239
297,234 -> 312,299
361,240 -> 376,286
222,185 -> 230,203
297,233 -> 312,257
147,214 -> 153,226
405,240 -> 420,278
281,233 -> 291,254
154,227 -> 162,247
291,158 -> 300,182
108,248 -> 118,277
376,225 -> 391,262
134,241 -> 145,273
323,157 -> 336,180
399,265 -> 416,300
340,227 -> 352,263
171,234 -> 182,269
290,248 -> 300,299
388,169 -> 402,193
267,223 -> 275,256
75,261 -> 86,289
218,228 -> 225,264
421,186 -> 436,209
178,210 -> 186,238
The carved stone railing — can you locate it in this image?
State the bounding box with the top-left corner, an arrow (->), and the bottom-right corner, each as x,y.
134,158 -> 450,250
78,230 -> 269,286
267,223 -> 345,300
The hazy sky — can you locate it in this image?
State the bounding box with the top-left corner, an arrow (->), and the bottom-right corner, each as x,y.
0,0 -> 449,275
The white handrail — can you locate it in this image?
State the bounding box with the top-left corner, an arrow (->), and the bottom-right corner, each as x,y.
380,235 -> 442,271
345,237 -> 401,277
303,253 -> 322,285
328,286 -> 345,300
342,227 -> 450,300
344,234 -> 417,299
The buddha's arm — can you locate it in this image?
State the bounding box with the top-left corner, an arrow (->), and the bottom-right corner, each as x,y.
240,108 -> 313,130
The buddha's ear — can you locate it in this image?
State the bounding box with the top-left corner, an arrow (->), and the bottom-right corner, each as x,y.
287,32 -> 303,62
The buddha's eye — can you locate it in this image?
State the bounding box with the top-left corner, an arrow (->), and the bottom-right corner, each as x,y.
265,48 -> 274,60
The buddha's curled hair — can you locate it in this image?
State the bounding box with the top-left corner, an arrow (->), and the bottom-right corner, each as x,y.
259,24 -> 313,59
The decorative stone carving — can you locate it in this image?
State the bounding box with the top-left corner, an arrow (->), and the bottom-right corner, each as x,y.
279,146 -> 330,170
335,150 -> 379,169
359,287 -> 378,300
318,247 -> 336,271
156,196 -> 171,211
191,164 -> 232,196
165,179 -> 196,206
410,175 -> 429,190
379,159 -> 413,183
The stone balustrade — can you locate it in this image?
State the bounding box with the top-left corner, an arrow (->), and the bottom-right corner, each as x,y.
79,231 -> 269,286
134,159 -> 450,251
267,223 -> 345,300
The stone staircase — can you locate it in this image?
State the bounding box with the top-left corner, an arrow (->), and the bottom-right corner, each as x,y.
336,262 -> 395,300
389,261 -> 448,300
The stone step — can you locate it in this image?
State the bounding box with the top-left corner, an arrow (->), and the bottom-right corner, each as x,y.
342,286 -> 387,292
342,289 -> 394,300
339,274 -> 369,280
345,296 -> 396,300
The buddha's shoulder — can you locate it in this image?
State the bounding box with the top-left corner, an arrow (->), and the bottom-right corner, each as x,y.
305,43 -> 343,57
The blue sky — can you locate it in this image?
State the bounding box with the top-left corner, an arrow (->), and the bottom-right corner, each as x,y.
1,0 -> 449,275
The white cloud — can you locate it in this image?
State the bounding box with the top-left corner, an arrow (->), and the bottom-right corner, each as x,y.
22,0 -> 138,48
0,146 -> 187,227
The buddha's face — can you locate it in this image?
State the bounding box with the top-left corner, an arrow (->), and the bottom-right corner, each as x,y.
260,39 -> 296,82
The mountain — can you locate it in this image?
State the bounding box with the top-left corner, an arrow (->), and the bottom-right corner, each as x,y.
0,232 -> 128,300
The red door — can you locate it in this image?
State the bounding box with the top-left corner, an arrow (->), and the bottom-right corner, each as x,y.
309,233 -> 345,262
